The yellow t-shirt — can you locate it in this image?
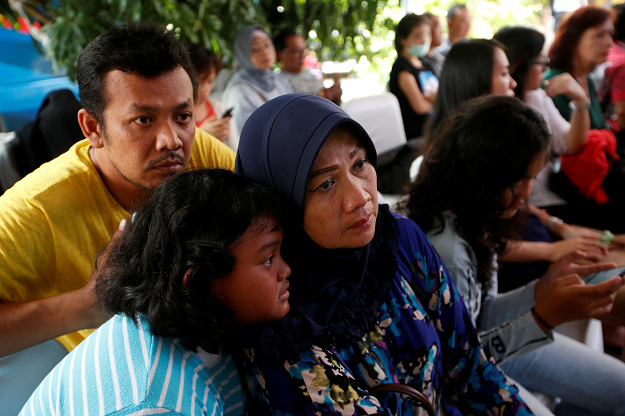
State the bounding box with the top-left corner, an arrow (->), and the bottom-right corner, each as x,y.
0,128 -> 234,351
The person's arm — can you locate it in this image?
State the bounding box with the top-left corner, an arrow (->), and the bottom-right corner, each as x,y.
397,71 -> 434,115
502,239 -> 607,263
0,280 -> 105,358
0,209 -> 122,358
544,73 -> 590,155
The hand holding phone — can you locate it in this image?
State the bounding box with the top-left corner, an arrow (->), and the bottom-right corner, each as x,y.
583,265 -> 625,285
222,107 -> 234,118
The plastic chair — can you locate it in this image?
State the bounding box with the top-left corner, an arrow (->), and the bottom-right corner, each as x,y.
342,93 -> 407,167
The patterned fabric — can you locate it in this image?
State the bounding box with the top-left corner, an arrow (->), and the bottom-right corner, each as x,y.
242,214 -> 532,416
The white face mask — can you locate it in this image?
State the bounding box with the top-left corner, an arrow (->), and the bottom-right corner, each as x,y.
407,40 -> 431,58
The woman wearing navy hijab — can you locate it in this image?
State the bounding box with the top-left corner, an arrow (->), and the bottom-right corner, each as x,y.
235,94 -> 532,415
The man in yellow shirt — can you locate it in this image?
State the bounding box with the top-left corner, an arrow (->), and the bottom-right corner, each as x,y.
0,23 -> 235,413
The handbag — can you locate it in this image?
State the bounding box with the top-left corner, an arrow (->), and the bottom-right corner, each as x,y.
369,383 -> 436,416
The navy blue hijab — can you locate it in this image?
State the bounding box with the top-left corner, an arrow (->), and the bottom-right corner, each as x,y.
236,94 -> 398,362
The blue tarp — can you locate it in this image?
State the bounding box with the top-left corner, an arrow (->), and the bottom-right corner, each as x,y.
0,28 -> 78,131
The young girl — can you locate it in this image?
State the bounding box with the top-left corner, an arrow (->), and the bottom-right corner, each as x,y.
407,95 -> 625,416
186,44 -> 238,150
19,168 -> 291,416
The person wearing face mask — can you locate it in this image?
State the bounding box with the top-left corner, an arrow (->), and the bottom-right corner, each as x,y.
389,13 -> 438,140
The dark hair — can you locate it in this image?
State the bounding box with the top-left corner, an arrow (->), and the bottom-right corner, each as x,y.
428,38 -> 504,139
406,95 -> 550,287
274,26 -> 299,53
395,13 -> 431,54
76,22 -> 198,125
494,26 -> 545,98
186,44 -> 220,82
447,3 -> 468,20
549,6 -> 611,72
614,4 -> 625,42
95,168 -> 290,351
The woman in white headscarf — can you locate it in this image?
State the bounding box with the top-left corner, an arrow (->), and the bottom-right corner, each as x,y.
223,25 -> 293,141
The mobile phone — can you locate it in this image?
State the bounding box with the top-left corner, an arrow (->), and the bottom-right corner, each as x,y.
583,265 -> 625,285
221,107 -> 234,118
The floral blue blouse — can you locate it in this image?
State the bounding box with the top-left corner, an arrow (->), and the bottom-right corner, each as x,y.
242,214 -> 532,415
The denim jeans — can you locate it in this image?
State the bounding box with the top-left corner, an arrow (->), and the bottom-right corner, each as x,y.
500,332 -> 625,416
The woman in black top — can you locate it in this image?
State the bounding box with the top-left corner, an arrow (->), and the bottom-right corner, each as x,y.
389,13 -> 438,140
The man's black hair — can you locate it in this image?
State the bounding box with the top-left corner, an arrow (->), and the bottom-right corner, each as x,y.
76,22 -> 198,125
274,26 -> 299,53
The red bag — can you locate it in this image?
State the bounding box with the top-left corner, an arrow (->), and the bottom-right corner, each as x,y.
560,129 -> 619,204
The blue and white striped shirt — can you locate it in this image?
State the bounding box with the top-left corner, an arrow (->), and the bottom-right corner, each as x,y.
20,313 -> 245,415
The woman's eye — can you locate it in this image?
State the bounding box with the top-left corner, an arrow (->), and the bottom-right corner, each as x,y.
313,178 -> 336,192
263,255 -> 275,266
354,158 -> 367,171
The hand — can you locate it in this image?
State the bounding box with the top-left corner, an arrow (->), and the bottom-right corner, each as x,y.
323,82 -> 342,103
80,219 -> 127,328
423,90 -> 437,103
199,116 -> 231,142
534,273 -> 625,329
546,237 -> 608,263
544,73 -> 588,104
536,250 -> 616,302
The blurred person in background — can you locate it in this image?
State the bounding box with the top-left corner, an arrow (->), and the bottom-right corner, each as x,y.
435,3 -> 473,57
187,44 -> 238,150
422,12 -> 446,78
223,25 -> 293,137
389,13 -> 437,141
274,27 -> 342,105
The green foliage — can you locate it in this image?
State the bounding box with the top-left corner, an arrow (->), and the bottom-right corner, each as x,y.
409,0 -> 550,37
4,0 -> 549,83
6,0 -> 268,81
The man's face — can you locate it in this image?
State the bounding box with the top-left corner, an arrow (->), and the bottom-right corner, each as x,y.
277,34 -> 306,74
448,8 -> 472,41
96,67 -> 195,191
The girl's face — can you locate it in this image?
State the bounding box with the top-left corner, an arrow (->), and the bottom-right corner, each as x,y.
491,47 -> 517,97
500,153 -> 545,219
211,214 -> 291,324
402,23 -> 432,48
575,18 -> 614,70
303,129 -> 378,249
198,68 -> 217,99
524,54 -> 549,92
250,30 -> 276,70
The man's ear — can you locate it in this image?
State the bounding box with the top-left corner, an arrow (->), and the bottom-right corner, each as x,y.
78,108 -> 104,148
183,267 -> 194,288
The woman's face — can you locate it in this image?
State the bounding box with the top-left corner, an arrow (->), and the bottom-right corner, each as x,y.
401,23 -> 432,51
303,129 -> 378,249
198,68 -> 217,99
491,47 -> 517,96
210,214 -> 291,325
524,54 -> 548,92
575,19 -> 614,70
500,153 -> 545,219
250,30 -> 276,70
